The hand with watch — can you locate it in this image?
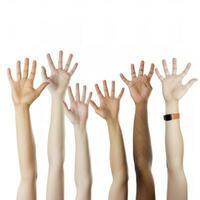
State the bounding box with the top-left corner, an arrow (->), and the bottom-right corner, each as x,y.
155,58 -> 197,200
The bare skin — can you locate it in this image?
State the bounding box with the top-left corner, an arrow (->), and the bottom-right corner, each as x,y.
63,84 -> 92,200
7,58 -> 48,200
155,58 -> 197,200
120,61 -> 155,200
41,50 -> 78,200
90,81 -> 128,200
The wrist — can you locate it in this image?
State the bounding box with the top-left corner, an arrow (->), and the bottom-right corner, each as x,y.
106,118 -> 119,126
135,101 -> 148,109
14,104 -> 30,111
165,100 -> 179,114
74,123 -> 87,131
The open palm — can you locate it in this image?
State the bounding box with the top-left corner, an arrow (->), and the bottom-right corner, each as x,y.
155,58 -> 197,102
120,61 -> 154,104
63,84 -> 92,125
90,80 -> 124,121
42,51 -> 78,98
7,58 -> 48,106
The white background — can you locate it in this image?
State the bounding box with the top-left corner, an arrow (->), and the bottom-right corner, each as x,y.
0,0 -> 199,199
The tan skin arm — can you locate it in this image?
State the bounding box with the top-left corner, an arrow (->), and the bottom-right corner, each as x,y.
120,61 -> 155,200
41,51 -> 78,200
63,84 -> 92,200
90,81 -> 128,200
7,59 -> 48,200
155,58 -> 197,200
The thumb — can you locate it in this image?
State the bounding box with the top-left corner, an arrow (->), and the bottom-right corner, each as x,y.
36,82 -> 49,96
184,78 -> 198,91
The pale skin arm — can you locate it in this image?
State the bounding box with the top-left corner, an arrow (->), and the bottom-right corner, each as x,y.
7,59 -> 48,200
155,58 -> 197,200
41,50 -> 78,200
120,61 -> 155,200
63,84 -> 92,200
90,81 -> 128,200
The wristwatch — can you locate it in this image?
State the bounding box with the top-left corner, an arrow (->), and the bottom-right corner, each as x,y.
163,113 -> 180,121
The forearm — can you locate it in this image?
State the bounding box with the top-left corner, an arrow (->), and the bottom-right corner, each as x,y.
165,101 -> 187,200
134,103 -> 152,170
133,102 -> 155,200
74,124 -> 92,200
165,101 -> 184,171
15,105 -> 37,179
47,96 -> 65,200
107,119 -> 128,200
48,96 -> 65,166
15,105 -> 37,200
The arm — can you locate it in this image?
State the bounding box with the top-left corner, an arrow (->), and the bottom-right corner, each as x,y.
120,61 -> 155,200
90,81 -> 128,200
41,51 -> 78,200
155,58 -> 197,200
63,84 -> 92,200
7,58 -> 48,200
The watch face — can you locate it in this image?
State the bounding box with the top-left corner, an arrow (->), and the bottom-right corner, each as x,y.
164,114 -> 172,121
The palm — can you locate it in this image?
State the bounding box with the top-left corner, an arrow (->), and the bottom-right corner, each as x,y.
12,80 -> 37,104
69,102 -> 88,124
128,77 -> 152,103
64,84 -> 92,125
47,70 -> 71,94
120,62 -> 154,104
7,58 -> 48,106
42,51 -> 78,98
90,81 -> 124,121
155,58 -> 197,102
98,97 -> 119,119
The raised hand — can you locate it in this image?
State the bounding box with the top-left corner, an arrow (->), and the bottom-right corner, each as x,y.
155,58 -> 197,102
90,80 -> 124,121
41,50 -> 78,98
120,61 -> 154,104
7,58 -> 48,106
63,84 -> 92,125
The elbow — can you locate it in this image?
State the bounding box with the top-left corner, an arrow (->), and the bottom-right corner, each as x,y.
167,162 -> 185,175
134,160 -> 152,178
21,168 -> 37,183
76,176 -> 93,195
113,172 -> 129,187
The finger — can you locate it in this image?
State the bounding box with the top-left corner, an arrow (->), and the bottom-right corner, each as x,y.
64,53 -> 73,71
120,73 -> 129,85
103,80 -> 109,96
68,86 -> 75,103
131,64 -> 136,79
29,60 -> 36,81
118,87 -> 125,99
63,101 -> 72,118
7,68 -> 14,84
58,50 -> 63,69
69,63 -> 78,75
147,63 -> 155,80
155,68 -> 164,81
162,59 -> 170,76
172,58 -> 177,75
23,58 -> 29,79
76,83 -> 80,101
41,66 -> 49,81
16,61 -> 21,80
138,60 -> 144,76
90,100 -> 99,112
81,85 -> 87,102
47,53 -> 56,72
35,82 -> 49,97
86,92 -> 92,104
184,78 -> 198,91
95,84 -> 104,98
111,81 -> 115,98
179,63 -> 191,79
